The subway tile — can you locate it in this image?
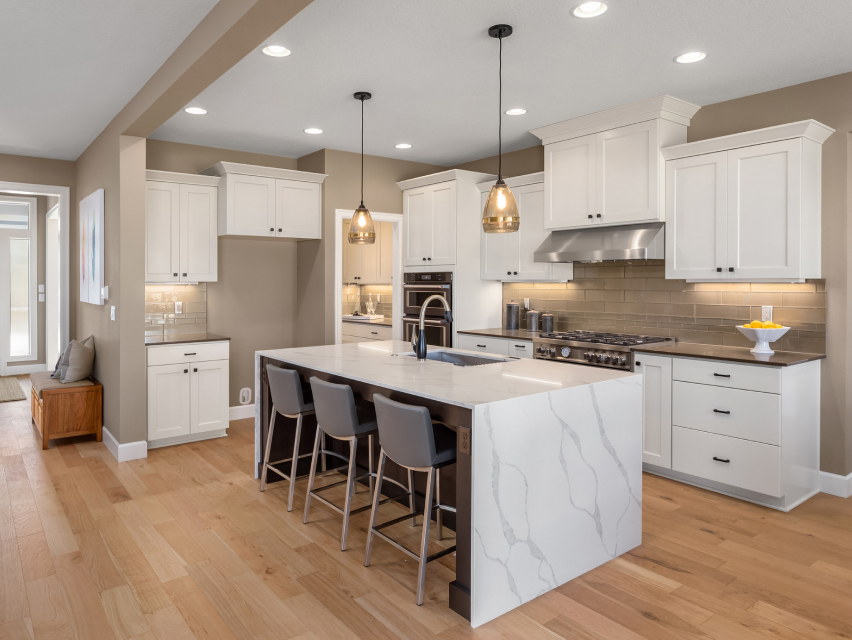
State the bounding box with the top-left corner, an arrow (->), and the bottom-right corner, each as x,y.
644,279 -> 694,291
175,319 -> 197,325
533,282 -> 569,290
693,282 -> 750,291
145,328 -> 164,336
145,292 -> 163,302
165,323 -> 207,336
185,302 -> 206,313
772,307 -> 826,324
782,292 -> 826,308
645,315 -> 670,323
566,279 -> 606,290
625,265 -> 665,278
565,300 -> 606,313
582,266 -> 625,279
585,290 -> 625,302
720,291 -> 783,306
695,304 -> 750,320
749,282 -> 816,292
670,291 -> 722,305
145,303 -> 175,314
671,330 -> 724,345
605,302 -> 647,315
720,333 -> 754,348
625,290 -> 670,304
604,278 -> 646,291
815,280 -> 826,292
631,326 -> 672,337
777,337 -> 825,354
645,303 -> 696,317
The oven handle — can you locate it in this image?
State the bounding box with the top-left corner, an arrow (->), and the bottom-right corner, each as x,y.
402,284 -> 450,289
403,318 -> 450,326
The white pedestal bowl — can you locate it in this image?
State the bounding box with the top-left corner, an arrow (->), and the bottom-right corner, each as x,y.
736,326 -> 790,355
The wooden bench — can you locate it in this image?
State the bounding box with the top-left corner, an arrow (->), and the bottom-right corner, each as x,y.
30,371 -> 103,450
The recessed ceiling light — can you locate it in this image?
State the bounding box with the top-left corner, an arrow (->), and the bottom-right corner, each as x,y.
572,2 -> 607,18
505,108 -> 527,116
676,51 -> 707,64
262,45 -> 291,57
395,143 -> 412,149
304,128 -> 323,134
184,107 -> 207,115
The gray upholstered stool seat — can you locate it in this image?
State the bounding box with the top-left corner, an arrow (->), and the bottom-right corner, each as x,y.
303,377 -> 411,551
365,393 -> 458,605
260,365 -> 316,512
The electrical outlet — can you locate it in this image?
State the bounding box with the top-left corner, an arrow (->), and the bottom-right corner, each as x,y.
459,426 -> 471,455
175,301 -> 183,314
110,306 -> 115,321
762,306 -> 773,322
524,298 -> 530,310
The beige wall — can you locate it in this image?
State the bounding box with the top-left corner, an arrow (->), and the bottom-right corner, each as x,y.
453,145 -> 543,179
146,139 -> 297,174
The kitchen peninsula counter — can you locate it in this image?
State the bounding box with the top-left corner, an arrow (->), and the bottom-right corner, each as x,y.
255,341 -> 642,627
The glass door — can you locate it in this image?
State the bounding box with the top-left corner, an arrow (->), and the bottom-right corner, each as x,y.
0,196 -> 38,370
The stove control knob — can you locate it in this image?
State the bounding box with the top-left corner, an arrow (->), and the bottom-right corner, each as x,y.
549,348 -> 557,357
560,347 -> 571,357
584,352 -> 591,361
599,354 -> 609,363
619,356 -> 628,366
537,346 -> 545,353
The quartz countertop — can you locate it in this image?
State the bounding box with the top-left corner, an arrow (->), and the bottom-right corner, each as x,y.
632,341 -> 825,366
145,333 -> 231,346
257,340 -> 637,409
457,327 -> 539,340
342,317 -> 393,327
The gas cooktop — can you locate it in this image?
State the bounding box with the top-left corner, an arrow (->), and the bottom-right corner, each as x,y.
533,331 -> 673,369
538,331 -> 672,347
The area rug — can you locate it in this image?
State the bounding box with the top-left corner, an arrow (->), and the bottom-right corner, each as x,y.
0,377 -> 26,402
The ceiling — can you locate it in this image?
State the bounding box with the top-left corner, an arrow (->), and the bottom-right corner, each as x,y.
1,0 -> 217,161
150,0 -> 852,166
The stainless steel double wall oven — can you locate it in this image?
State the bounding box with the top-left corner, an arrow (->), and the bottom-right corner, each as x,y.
402,272 -> 453,348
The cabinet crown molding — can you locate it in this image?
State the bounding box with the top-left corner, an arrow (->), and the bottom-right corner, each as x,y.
396,169 -> 495,191
476,172 -> 544,193
530,95 -> 700,145
146,170 -> 220,187
200,161 -> 327,184
661,119 -> 835,161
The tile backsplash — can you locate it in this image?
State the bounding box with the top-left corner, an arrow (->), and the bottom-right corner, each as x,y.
342,284 -> 393,317
145,284 -> 207,337
503,260 -> 826,354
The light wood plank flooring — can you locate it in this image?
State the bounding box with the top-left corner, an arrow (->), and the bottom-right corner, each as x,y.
2,374 -> 852,639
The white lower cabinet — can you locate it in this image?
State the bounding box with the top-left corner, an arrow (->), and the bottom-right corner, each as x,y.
341,323 -> 392,343
147,341 -> 230,444
456,333 -> 534,358
639,352 -> 820,511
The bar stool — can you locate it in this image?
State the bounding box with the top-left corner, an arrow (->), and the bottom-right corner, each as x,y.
365,393 -> 457,605
260,365 -> 315,511
304,378 -> 413,551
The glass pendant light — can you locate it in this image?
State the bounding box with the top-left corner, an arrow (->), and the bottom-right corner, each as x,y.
348,91 -> 376,244
483,24 -> 520,234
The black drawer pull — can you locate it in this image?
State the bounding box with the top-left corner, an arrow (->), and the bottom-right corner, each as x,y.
713,456 -> 730,463
185,353 -> 196,356
716,267 -> 722,272
371,332 -> 378,335
635,361 -> 641,366
713,373 -> 730,378
729,267 -> 734,272
587,214 -> 592,219
713,409 -> 730,414
514,344 -> 526,348
477,344 -> 486,348
183,369 -> 188,373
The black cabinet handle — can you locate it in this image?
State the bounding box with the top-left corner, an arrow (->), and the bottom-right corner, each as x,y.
371,332 -> 378,335
588,214 -> 592,219
270,228 -> 274,232
507,271 -> 511,275
173,273 -> 178,277
513,271 -> 518,275
713,373 -> 730,378
182,273 -> 187,277
183,369 -> 188,373
278,228 -> 282,232
713,409 -> 731,414
716,267 -> 722,272
185,353 -> 196,356
427,257 -> 431,261
422,257 -> 426,261
477,344 -> 486,348
729,267 -> 734,272
193,368 -> 197,372
635,361 -> 641,366
713,456 -> 730,463
596,213 -> 602,218
514,344 -> 526,348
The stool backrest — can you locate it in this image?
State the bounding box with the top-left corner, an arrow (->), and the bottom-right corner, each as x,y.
373,393 -> 436,469
266,365 -> 308,416
309,377 -> 359,438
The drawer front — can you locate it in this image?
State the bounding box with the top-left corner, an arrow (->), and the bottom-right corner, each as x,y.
672,426 -> 781,497
342,323 -> 392,340
147,341 -> 229,367
673,357 -> 780,394
672,381 -> 781,446
508,340 -> 534,359
456,334 -> 510,356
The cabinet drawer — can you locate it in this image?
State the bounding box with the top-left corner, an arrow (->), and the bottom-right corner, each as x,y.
341,323 -> 391,340
456,334 -> 509,356
672,381 -> 780,445
673,358 -> 780,394
672,426 -> 781,497
508,340 -> 534,359
147,341 -> 229,366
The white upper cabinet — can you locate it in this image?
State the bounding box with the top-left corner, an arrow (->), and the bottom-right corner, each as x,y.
663,120 -> 833,281
399,176 -> 458,267
532,95 -> 700,231
146,171 -> 218,283
478,174 -> 573,282
342,220 -> 392,285
201,162 -> 326,239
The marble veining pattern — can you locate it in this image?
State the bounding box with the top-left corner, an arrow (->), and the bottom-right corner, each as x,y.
471,375 -> 643,627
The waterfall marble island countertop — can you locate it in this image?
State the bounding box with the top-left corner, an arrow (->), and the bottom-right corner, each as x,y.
254,340 -> 643,627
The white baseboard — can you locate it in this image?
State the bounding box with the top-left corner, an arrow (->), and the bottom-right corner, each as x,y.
820,470 -> 852,499
4,363 -> 49,376
103,426 -> 148,463
229,404 -> 254,420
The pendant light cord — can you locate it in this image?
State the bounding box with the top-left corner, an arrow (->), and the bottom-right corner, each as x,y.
498,33 -> 503,181
360,96 -> 365,206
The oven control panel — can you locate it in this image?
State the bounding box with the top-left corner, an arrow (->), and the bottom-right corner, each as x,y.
533,343 -> 632,369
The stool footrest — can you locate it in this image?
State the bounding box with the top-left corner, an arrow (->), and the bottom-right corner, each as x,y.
370,528 -> 456,564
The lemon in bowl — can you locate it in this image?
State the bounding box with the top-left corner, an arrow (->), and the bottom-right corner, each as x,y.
737,322 -> 789,355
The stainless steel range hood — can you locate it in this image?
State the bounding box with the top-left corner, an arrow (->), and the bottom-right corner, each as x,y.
534,222 -> 664,263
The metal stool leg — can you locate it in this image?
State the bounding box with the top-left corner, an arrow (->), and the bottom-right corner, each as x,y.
340,436 -> 358,551
368,434 -> 375,496
408,469 -> 416,526
286,412 -> 303,511
321,432 -> 327,473
260,407 -> 277,492
416,468 -> 435,605
364,449 -> 386,567
303,426 -> 322,524
436,468 -> 442,541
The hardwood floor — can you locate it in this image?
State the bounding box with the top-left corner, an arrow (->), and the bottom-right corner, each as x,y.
2,374 -> 852,639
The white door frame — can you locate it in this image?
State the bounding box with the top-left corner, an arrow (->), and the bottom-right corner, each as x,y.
46,203 -> 60,369
0,182 -> 70,374
334,209 -> 403,345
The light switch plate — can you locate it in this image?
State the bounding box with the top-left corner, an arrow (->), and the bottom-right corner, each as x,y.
175,301 -> 183,314
38,284 -> 44,293
110,306 -> 115,321
762,306 -> 773,322
38,293 -> 45,302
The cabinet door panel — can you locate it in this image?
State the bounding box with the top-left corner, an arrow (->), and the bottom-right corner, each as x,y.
147,363 -> 190,440
377,221 -> 393,285
545,134 -> 596,229
145,182 -> 180,283
179,183 -> 218,282
430,181 -> 457,266
665,152 -> 727,280
190,360 -> 229,434
514,183 -> 551,280
404,188 -> 432,266
228,175 -> 276,236
342,219 -> 360,282
480,190 -> 508,279
638,354 -> 672,468
597,120 -> 658,225
276,179 -> 320,239
727,139 -> 801,280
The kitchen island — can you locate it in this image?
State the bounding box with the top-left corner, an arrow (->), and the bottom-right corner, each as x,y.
254,340 -> 643,627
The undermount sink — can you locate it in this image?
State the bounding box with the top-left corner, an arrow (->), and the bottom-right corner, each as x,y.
402,349 -> 509,367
